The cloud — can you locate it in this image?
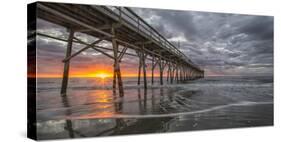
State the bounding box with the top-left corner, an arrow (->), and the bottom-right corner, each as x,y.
133,7 -> 273,76
36,6 -> 273,76
237,16 -> 274,40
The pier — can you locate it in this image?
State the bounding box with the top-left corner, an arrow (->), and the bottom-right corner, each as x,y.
36,2 -> 204,97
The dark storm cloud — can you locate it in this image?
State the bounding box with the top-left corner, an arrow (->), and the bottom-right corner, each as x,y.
237,16 -> 274,40
133,7 -> 273,76
133,8 -> 199,41
156,11 -> 198,40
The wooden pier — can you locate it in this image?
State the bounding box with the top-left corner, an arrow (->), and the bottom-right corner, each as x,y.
36,2 -> 204,97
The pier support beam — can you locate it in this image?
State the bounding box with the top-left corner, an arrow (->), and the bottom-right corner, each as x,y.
151,56 -> 159,85
190,70 -> 194,80
141,45 -> 147,90
60,29 -> 74,96
170,64 -> 175,84
184,66 -> 187,81
151,56 -> 155,85
179,65 -> 183,82
137,51 -> 142,85
182,66 -> 185,81
187,68 -> 191,80
112,27 -> 124,97
176,64 -> 179,83
159,59 -> 165,85
167,62 -> 171,83
183,66 -> 186,81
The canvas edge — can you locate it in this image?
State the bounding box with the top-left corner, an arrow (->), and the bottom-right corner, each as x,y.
27,2 -> 38,140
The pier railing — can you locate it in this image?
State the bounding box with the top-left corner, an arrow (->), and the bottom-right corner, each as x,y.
94,6 -> 200,70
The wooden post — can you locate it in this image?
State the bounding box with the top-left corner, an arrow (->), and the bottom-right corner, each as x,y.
141,45 -> 147,90
137,51 -> 142,85
186,68 -> 188,80
179,66 -> 182,82
116,63 -> 124,96
186,69 -> 188,80
159,59 -> 164,85
171,64 -> 175,84
151,56 -> 155,85
188,68 -> 191,80
190,70 -> 192,80
113,67 -> 116,90
182,66 -> 184,81
190,69 -> 192,80
185,67 -> 187,80
112,26 -> 124,97
182,66 -> 185,81
167,62 -> 170,83
61,29 -> 74,96
143,88 -> 147,110
190,70 -> 193,80
187,68 -> 189,80
183,66 -> 185,81
183,67 -> 185,81
176,64 -> 179,83
160,69 -> 163,85
170,65 -> 174,84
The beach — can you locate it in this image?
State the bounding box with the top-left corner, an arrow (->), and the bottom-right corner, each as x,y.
36,76 -> 273,140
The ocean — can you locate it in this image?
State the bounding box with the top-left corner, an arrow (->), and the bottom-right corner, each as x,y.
35,76 -> 273,140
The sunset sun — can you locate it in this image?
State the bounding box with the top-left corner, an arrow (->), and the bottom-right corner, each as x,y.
89,70 -> 112,79
96,73 -> 109,79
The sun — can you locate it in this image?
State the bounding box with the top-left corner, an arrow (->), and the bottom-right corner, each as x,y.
94,72 -> 110,79
97,73 -> 108,79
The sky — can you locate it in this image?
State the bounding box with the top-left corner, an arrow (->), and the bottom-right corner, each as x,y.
35,6 -> 274,77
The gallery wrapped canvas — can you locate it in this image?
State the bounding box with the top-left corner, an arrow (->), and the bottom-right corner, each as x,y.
27,1 -> 273,140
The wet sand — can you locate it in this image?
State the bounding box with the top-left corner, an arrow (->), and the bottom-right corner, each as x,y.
36,76 -> 273,140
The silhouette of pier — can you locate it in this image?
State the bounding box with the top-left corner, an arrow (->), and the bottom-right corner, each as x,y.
35,2 -> 204,97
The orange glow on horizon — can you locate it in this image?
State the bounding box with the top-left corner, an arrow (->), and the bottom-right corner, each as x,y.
33,65 -> 163,78
34,72 -> 162,78
34,73 -> 162,78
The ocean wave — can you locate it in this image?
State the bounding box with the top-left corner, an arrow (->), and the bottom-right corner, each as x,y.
37,83 -> 272,92
67,101 -> 273,120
